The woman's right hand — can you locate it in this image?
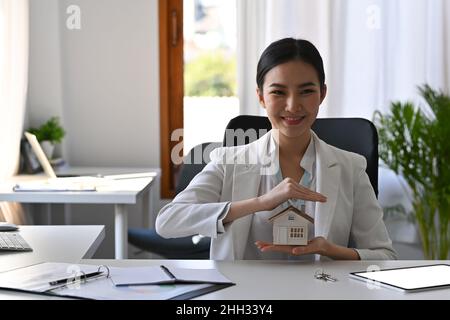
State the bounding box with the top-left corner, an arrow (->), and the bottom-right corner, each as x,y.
224,178 -> 327,224
257,177 -> 327,211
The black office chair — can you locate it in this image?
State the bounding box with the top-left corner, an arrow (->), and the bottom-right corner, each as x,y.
223,115 -> 379,196
128,142 -> 221,259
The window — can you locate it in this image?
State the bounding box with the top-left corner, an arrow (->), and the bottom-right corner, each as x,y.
159,0 -> 238,198
183,0 -> 239,155
290,227 -> 304,239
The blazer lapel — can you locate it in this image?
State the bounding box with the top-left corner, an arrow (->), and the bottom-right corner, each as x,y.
229,164 -> 260,259
228,132 -> 274,259
313,132 -> 340,239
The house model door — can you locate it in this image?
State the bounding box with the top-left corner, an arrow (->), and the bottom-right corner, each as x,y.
278,227 -> 288,244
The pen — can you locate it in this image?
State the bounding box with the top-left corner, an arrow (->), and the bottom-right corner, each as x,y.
49,271 -> 103,286
160,265 -> 176,280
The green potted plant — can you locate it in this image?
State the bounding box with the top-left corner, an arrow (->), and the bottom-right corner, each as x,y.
374,84 -> 450,259
28,117 -> 66,159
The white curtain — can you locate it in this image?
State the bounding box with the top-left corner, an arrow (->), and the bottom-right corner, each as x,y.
0,0 -> 29,223
236,0 -> 450,244
238,0 -> 450,118
236,0 -> 268,116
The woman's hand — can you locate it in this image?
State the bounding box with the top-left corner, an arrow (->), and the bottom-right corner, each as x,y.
255,237 -> 330,256
257,178 -> 327,211
255,237 -> 360,260
224,178 -> 326,225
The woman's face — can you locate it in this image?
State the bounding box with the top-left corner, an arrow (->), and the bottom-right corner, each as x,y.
257,60 -> 327,139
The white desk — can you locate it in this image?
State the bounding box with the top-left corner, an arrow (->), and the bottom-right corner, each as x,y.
0,225 -> 104,273
84,259 -> 450,300
0,167 -> 158,259
1,259 -> 449,300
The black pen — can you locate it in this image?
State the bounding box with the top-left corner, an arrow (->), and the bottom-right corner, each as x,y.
160,265 -> 176,280
49,271 -> 103,286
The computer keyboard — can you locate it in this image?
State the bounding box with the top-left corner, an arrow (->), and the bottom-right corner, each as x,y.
0,232 -> 33,252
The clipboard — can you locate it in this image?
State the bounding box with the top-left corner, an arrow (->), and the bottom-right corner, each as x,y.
349,264 -> 450,293
0,262 -> 110,295
0,262 -> 234,300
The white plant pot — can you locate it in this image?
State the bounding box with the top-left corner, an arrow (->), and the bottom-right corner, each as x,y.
40,140 -> 55,159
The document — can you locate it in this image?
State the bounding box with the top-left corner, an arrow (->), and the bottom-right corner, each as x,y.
56,276 -> 214,300
12,177 -> 107,192
111,265 -> 233,286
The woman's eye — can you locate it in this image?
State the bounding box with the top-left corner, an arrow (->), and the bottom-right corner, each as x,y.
300,89 -> 315,95
270,90 -> 284,95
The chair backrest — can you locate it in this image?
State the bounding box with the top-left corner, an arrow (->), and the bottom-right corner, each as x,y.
175,142 -> 222,195
223,115 -> 378,196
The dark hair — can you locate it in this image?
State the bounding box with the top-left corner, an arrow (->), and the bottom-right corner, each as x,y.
256,38 -> 325,92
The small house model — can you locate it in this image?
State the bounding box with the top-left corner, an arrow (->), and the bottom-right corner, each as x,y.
268,205 -> 314,245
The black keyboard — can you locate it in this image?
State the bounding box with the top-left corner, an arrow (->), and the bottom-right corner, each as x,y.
0,232 -> 33,251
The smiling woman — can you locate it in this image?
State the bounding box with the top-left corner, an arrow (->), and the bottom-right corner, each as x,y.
0,0 -> 29,224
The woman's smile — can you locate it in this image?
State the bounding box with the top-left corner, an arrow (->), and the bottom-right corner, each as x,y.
280,115 -> 307,126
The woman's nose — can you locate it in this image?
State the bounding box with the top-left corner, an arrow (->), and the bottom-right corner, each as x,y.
285,95 -> 302,112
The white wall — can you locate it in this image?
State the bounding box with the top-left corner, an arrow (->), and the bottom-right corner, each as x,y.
27,0 -> 161,258
28,0 -> 159,166
26,0 -> 64,129
58,0 -> 160,167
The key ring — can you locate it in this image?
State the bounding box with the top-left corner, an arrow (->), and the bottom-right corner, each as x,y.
314,269 -> 338,282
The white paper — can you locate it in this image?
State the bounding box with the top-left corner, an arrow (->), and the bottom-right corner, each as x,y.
56,272 -> 212,300
171,268 -> 232,284
111,265 -> 232,286
12,177 -> 110,192
110,266 -> 172,286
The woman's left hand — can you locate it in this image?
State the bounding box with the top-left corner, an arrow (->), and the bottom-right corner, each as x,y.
255,237 -> 330,256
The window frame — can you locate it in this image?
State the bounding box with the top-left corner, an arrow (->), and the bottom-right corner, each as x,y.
159,0 -> 184,198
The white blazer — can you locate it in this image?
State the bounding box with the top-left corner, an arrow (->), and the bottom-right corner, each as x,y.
156,130 -> 397,261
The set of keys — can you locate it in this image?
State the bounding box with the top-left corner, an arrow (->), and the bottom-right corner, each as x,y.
314,269 -> 338,282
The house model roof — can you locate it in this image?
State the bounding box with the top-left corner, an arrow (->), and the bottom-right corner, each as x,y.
268,205 -> 314,224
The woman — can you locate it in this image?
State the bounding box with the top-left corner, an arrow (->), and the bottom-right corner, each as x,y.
156,38 -> 397,261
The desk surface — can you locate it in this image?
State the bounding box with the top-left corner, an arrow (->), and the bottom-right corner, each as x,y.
0,225 -> 105,273
0,167 -> 157,204
81,259 -> 449,300
2,259 -> 449,300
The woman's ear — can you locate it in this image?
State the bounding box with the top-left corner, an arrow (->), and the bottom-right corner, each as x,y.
320,84 -> 327,104
256,87 -> 265,108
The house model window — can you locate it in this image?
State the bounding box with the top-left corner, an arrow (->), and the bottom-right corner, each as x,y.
268,205 -> 314,246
